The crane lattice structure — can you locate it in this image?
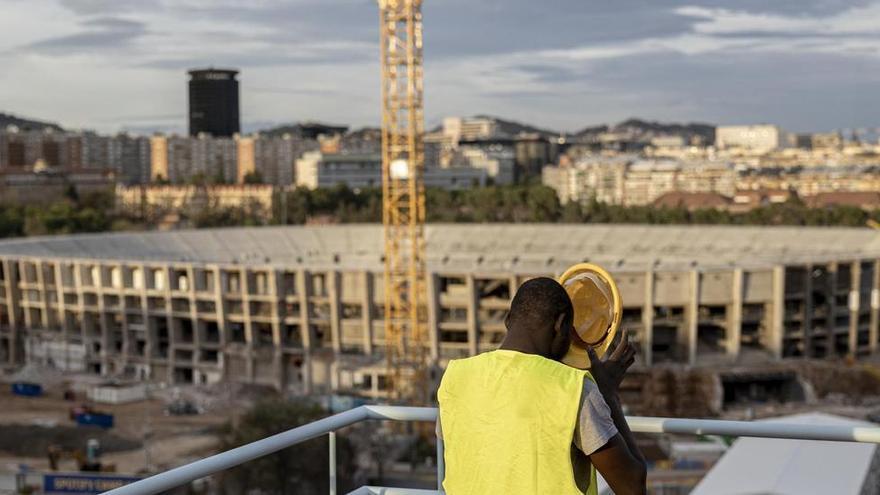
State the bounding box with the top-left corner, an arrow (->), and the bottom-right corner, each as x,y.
378,0 -> 429,403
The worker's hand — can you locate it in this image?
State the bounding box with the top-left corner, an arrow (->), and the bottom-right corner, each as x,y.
586,329 -> 636,401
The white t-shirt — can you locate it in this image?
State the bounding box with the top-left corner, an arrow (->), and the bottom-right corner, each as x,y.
436,376 -> 618,456
573,378 -> 619,455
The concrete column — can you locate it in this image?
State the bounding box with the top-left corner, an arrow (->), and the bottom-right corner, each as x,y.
803,264 -> 813,358
20,262 -> 32,329
465,274 -> 479,356
269,269 -> 284,390
117,263 -> 130,371
641,271 -> 654,367
73,262 -> 88,371
828,263 -> 839,357
770,266 -> 785,360
182,266 -> 199,382
238,267 -> 254,383
870,260 -> 880,355
328,271 -> 342,355
162,266 -> 174,383
297,269 -> 313,394
95,263 -> 110,376
686,270 -> 699,366
212,266 -> 227,382
139,264 -> 152,378
2,258 -> 21,364
54,262 -> 69,370
361,271 -> 374,356
849,261 -> 861,357
36,261 -> 49,329
426,272 -> 440,361
728,268 -> 743,359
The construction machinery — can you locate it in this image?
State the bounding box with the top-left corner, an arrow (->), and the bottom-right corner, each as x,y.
47,439 -> 115,473
378,0 -> 429,403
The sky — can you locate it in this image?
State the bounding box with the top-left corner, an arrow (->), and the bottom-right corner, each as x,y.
1,0 -> 879,134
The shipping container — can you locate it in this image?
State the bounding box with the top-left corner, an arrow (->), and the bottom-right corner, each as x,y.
12,382 -> 43,397
75,412 -> 114,429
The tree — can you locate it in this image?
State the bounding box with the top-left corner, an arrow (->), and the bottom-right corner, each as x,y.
217,398 -> 358,495
243,171 -> 264,184
0,204 -> 25,238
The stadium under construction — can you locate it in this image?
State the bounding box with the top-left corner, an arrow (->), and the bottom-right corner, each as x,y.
0,224 -> 878,405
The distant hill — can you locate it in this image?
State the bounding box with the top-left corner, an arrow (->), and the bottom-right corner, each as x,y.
572,124 -> 609,136
0,112 -> 64,132
427,115 -> 560,137
574,118 -> 715,144
471,115 -> 559,137
344,127 -> 381,140
617,118 -> 715,143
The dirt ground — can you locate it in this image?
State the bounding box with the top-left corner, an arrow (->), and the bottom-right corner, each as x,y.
0,384 -> 229,475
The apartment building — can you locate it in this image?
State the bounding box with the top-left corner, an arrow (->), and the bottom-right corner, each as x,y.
543,158 -> 736,206
294,151 -> 486,190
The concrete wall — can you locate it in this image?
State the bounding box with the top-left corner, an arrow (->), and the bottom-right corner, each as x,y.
1,255 -> 878,399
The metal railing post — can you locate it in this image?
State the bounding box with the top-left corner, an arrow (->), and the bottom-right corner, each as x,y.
436,433 -> 445,493
329,431 -> 337,495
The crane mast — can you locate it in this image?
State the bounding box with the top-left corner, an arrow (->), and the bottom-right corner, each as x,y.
378,0 -> 428,403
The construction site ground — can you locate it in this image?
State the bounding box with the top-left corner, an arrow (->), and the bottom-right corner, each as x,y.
0,383 -> 228,477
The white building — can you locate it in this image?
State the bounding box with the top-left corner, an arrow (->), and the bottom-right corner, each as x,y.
716,125 -> 786,153
441,117 -> 504,145
453,144 -> 515,185
295,151 -> 486,190
88,382 -> 148,404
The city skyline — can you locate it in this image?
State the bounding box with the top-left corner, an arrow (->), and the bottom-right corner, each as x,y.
1,0 -> 879,134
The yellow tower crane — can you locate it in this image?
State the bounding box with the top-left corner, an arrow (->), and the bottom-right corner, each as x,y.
378,0 -> 429,403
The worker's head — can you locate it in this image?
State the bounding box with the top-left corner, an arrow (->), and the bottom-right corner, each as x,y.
504,277 -> 574,360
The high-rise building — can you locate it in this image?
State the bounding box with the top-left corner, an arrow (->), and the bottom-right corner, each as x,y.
188,68 -> 240,137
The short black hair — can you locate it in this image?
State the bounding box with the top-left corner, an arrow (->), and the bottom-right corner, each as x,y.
506,277 -> 573,330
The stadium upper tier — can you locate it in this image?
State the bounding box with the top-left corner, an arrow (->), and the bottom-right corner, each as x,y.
0,224 -> 877,272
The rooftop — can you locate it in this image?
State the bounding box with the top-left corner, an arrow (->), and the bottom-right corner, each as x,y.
1,224 -> 878,272
691,413 -> 878,495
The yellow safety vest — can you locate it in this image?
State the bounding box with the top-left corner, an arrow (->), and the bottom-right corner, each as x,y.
438,349 -> 598,495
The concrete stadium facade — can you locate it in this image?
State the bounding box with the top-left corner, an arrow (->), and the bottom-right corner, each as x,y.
1,225 -> 878,399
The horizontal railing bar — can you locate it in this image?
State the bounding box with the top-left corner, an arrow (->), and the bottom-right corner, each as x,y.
347,487 -> 440,495
104,407 -> 370,495
105,406 -> 880,495
364,405 -> 438,421
627,416 -> 880,444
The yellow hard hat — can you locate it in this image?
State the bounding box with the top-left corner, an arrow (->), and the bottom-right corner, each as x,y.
558,263 -> 623,369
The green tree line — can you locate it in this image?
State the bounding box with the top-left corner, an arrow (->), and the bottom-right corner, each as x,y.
0,188 -> 117,238
276,184 -> 880,227
2,184 -> 879,240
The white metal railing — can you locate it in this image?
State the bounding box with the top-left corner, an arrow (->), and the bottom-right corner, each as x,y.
104,405 -> 880,495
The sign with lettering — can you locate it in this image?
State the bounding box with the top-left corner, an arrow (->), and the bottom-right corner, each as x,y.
44,473 -> 141,494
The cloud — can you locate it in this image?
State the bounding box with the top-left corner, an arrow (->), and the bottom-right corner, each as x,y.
23,16 -> 147,54
2,0 -> 879,134
58,0 -> 156,15
677,4 -> 880,36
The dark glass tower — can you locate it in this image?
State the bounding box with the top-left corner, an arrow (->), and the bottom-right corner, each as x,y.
188,68 -> 240,137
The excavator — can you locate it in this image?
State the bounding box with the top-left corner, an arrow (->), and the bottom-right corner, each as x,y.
47,439 -> 116,473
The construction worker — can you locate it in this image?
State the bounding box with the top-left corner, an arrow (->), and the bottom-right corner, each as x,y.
437,277 -> 647,494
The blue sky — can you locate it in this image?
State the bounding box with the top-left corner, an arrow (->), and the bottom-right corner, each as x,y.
1,0 -> 878,134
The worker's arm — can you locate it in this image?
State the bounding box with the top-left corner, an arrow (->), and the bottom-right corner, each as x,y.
589,412 -> 647,495
586,333 -> 648,495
